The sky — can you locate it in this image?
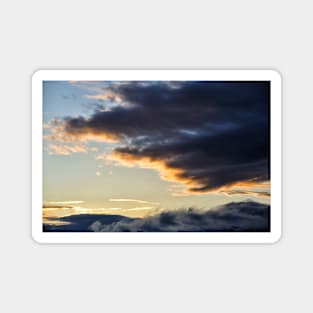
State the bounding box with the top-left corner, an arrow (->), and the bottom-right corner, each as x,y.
43,80 -> 270,230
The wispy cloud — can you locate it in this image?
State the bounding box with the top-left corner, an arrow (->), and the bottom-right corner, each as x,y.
221,189 -> 270,198
119,206 -> 155,212
108,198 -> 160,205
47,143 -> 87,155
44,118 -> 119,146
43,205 -> 159,222
86,93 -> 122,102
45,200 -> 85,205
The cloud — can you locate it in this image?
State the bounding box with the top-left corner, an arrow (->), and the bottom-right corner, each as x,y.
221,189 -> 270,197
86,93 -> 122,102
46,143 -> 87,155
44,213 -> 134,232
89,201 -> 270,232
48,81 -> 270,193
43,201 -> 269,232
108,198 -> 160,205
44,118 -> 118,144
43,205 -> 73,209
45,200 -> 85,205
90,147 -> 98,152
123,206 -> 155,211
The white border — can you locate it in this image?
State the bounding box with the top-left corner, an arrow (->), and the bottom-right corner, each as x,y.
32,70 -> 282,244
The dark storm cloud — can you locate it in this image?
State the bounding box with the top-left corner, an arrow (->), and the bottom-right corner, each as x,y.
89,201 -> 270,232
64,81 -> 270,192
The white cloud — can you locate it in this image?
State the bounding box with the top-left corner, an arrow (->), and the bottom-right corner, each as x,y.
108,198 -> 159,205
45,200 -> 85,205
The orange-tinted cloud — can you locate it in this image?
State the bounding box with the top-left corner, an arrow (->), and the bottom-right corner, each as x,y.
108,149 -> 269,195
44,119 -> 119,143
44,118 -> 119,155
47,143 -> 87,155
47,81 -> 270,194
86,93 -> 122,102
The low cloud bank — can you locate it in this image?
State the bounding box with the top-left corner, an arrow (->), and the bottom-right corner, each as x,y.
89,201 -> 270,232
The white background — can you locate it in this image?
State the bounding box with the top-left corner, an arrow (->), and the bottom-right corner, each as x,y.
0,1 -> 311,312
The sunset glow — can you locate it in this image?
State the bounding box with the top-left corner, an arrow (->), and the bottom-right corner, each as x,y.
43,80 -> 270,232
